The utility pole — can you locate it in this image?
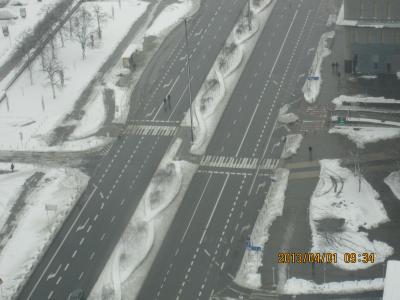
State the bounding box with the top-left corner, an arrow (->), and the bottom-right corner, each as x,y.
184,18 -> 194,143
248,0 -> 252,31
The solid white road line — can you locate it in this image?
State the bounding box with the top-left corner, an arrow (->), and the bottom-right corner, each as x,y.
181,173 -> 213,243
200,175 -> 230,244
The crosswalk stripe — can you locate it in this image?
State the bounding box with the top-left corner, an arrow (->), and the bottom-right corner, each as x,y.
200,155 -> 279,170
128,125 -> 178,137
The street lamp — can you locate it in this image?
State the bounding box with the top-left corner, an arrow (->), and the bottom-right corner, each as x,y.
184,18 -> 194,143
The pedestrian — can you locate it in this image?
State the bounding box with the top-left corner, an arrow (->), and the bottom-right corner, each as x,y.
308,146 -> 313,161
11,163 -> 14,172
337,71 -> 341,78
163,97 -> 167,111
167,94 -> 171,110
331,62 -> 335,72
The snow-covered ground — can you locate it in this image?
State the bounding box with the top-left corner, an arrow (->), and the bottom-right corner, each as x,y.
0,0 -> 66,67
302,31 -> 334,104
329,126 -> 400,148
0,163 -> 89,300
331,115 -> 400,127
332,95 -> 400,107
384,171 -> 400,201
235,168 -> 289,289
187,0 -> 277,155
283,277 -> 384,295
383,260 -> 400,300
310,159 -> 393,271
89,138 -> 197,300
281,134 -> 302,159
146,0 -> 192,37
0,0 -> 148,152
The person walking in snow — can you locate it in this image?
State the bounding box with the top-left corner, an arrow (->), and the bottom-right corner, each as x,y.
11,163 -> 14,172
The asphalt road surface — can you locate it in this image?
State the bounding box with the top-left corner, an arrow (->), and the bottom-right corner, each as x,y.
137,0 -> 335,299
16,0 -> 247,299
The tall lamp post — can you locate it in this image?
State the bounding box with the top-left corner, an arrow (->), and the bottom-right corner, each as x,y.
184,18 -> 194,143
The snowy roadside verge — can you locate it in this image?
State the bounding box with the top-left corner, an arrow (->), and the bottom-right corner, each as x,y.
234,168 -> 289,289
281,134 -> 303,159
302,31 -> 334,104
384,171 -> 400,201
283,278 -> 384,295
89,138 -> 197,300
329,126 -> 400,149
310,159 -> 392,271
184,0 -> 277,155
0,164 -> 89,300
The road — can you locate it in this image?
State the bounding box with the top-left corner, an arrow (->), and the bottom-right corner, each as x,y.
137,0 -> 335,299
16,0 -> 248,299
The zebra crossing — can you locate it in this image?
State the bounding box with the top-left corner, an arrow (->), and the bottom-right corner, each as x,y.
200,155 -> 279,170
127,125 -> 178,137
98,143 -> 113,156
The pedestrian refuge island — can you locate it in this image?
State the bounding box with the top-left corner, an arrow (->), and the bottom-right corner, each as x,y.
383,260 -> 400,300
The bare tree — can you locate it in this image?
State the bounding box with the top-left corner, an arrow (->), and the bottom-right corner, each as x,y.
73,7 -> 93,60
92,5 -> 107,39
42,47 -> 64,99
15,32 -> 36,85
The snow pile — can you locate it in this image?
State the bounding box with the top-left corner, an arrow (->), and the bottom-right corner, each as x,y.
310,159 -> 393,271
234,12 -> 259,44
397,72 -> 400,80
302,31 -> 334,104
0,0 -> 148,151
217,42 -> 243,77
0,163 -> 35,235
329,126 -> 400,148
188,1 -> 277,155
332,95 -> 400,107
252,0 -> 272,14
70,87 -> 106,139
281,134 -> 303,159
235,168 -> 289,289
383,260 -> 400,300
384,171 -> 400,201
0,166 -> 89,300
90,138 -> 198,300
146,0 -> 193,37
278,112 -> 298,124
283,277 -> 384,295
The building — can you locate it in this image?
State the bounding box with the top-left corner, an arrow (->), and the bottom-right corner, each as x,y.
337,0 -> 400,75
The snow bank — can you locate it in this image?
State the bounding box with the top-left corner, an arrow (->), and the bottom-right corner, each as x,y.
235,169 -> 289,289
332,95 -> 400,107
329,126 -> 400,148
310,159 -> 392,271
281,134 -> 303,159
0,0 -> 148,152
146,0 -> 193,37
0,166 -> 89,300
252,0 -> 272,14
331,115 -> 400,128
70,87 -> 106,139
302,31 -> 334,104
278,112 -> 298,124
383,260 -> 400,300
0,163 -> 35,244
384,171 -> 400,201
283,277 -> 384,295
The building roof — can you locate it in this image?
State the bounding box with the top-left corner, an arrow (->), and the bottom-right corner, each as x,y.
337,4 -> 400,29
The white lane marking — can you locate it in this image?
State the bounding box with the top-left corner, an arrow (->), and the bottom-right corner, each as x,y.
76,217 -> 90,232
200,175 -> 230,244
47,291 -> 54,299
64,263 -> 69,272
111,216 -> 116,223
181,174 -> 213,243
56,276 -> 62,285
90,252 -> 95,260
269,9 -> 299,78
79,237 -> 85,246
72,250 -> 77,258
100,233 -> 106,241
78,272 -> 84,280
46,264 -> 62,281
